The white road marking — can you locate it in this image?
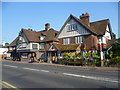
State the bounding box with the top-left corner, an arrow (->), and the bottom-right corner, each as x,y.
40,70 -> 50,72
63,73 -> 119,83
23,68 -> 40,71
23,67 -> 49,73
3,65 -> 18,68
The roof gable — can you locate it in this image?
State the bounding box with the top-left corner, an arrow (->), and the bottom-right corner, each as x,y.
48,44 -> 57,51
9,37 -> 19,47
58,15 -> 92,38
58,14 -> 111,38
57,14 -> 97,38
22,29 -> 39,42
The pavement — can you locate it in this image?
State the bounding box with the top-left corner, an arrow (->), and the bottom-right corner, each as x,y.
1,59 -> 120,71
1,59 -> 120,89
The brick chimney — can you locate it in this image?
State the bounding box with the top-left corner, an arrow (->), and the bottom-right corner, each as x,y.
45,23 -> 50,31
80,12 -> 90,26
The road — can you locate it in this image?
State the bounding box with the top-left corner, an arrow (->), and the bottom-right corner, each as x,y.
2,60 -> 119,89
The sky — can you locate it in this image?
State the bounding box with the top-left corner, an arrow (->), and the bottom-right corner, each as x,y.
2,2 -> 118,43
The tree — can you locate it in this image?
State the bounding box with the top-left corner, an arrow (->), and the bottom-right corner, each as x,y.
109,44 -> 120,58
5,43 -> 9,46
108,44 -> 120,65
112,32 -> 116,39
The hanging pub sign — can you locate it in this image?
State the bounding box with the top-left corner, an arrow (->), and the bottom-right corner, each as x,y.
49,45 -> 56,51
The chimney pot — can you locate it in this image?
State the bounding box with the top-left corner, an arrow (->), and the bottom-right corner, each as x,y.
45,23 -> 50,31
80,12 -> 90,26
82,13 -> 84,16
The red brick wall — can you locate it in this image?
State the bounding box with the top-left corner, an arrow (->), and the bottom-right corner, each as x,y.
58,38 -> 63,44
84,35 -> 98,50
59,37 -> 75,44
45,43 -> 51,50
70,37 -> 75,44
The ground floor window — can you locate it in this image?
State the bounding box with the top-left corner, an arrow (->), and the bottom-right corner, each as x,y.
75,36 -> 84,44
40,52 -> 45,59
32,44 -> 38,49
63,38 -> 70,45
21,53 -> 28,58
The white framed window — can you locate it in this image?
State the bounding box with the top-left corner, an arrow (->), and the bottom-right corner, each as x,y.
19,43 -> 26,48
19,36 -> 26,43
40,43 -> 44,49
67,24 -> 77,31
98,37 -> 102,44
32,44 -> 38,49
63,38 -> 70,45
22,43 -> 26,48
19,35 -> 22,40
102,37 -> 106,44
75,36 -> 83,44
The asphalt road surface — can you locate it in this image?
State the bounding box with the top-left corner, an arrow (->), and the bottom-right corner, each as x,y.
2,60 -> 119,89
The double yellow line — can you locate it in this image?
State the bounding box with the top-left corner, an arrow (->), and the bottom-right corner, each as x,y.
1,80 -> 20,90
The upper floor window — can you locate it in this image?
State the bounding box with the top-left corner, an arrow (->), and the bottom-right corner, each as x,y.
19,36 -> 22,40
32,44 -> 38,49
75,36 -> 83,44
21,43 -> 26,48
40,36 -> 46,40
102,37 -> 106,44
21,53 -> 28,59
19,43 -> 27,48
67,24 -> 77,31
19,36 -> 25,43
40,43 -> 44,49
63,38 -> 70,45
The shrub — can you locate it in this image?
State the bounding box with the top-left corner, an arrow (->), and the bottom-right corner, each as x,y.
112,56 -> 120,64
63,52 -> 72,60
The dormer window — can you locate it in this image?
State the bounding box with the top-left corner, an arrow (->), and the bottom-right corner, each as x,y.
40,36 -> 45,40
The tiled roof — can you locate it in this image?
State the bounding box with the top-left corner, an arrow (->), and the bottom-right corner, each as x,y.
40,29 -> 59,42
107,38 -> 120,48
90,19 -> 109,35
22,28 -> 59,42
61,14 -> 109,36
71,14 -> 97,35
54,43 -> 81,51
22,29 -> 39,42
9,37 -> 19,47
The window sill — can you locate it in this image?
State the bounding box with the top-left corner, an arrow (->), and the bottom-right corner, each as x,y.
67,30 -> 77,32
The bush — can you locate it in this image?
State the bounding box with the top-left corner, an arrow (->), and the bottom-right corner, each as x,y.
84,52 -> 100,66
63,52 -> 72,60
112,56 -> 120,65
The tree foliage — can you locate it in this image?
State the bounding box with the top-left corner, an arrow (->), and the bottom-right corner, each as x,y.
109,44 -> 120,58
